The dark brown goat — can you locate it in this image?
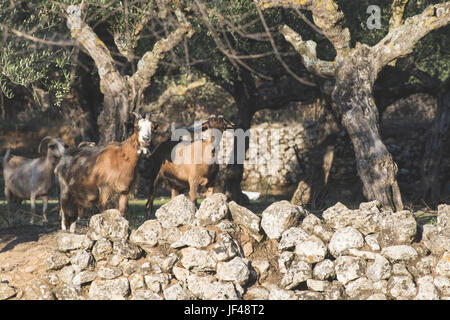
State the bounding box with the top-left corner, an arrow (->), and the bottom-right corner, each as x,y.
144,115 -> 234,217
58,113 -> 170,232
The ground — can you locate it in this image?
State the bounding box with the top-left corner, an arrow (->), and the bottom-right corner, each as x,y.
0,195 -> 439,300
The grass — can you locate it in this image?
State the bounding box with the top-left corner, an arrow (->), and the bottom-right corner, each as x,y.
0,194 -> 284,231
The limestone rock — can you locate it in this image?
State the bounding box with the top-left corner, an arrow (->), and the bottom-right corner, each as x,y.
313,259 -> 335,281
366,255 -> 391,281
129,220 -> 162,252
176,226 -> 215,249
112,240 -> 142,260
155,195 -> 196,228
88,209 -> 129,241
281,260 -> 312,289
295,235 -> 327,264
328,227 -> 364,257
216,257 -> 251,285
180,247 -> 217,272
414,276 -> 439,300
0,283 -> 16,300
195,193 -> 229,226
278,227 -> 309,251
381,245 -> 418,262
387,276 -> 417,299
435,252 -> 450,277
229,201 -> 263,241
97,266 -> 123,280
89,277 -> 130,300
56,233 -> 93,252
211,233 -> 239,262
46,250 -> 70,271
378,210 -> 417,247
163,283 -> 195,300
261,201 -> 305,240
335,256 -> 366,285
92,238 -> 113,261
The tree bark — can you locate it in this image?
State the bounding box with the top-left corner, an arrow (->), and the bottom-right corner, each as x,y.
421,88 -> 450,205
333,45 -> 404,211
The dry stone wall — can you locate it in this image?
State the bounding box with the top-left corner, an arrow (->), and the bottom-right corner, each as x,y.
5,195 -> 449,300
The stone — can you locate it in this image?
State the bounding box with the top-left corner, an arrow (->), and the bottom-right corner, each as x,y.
195,193 -> 229,226
23,279 -> 55,300
97,266 -> 123,280
245,286 -> 270,300
53,284 -> 83,300
59,265 -> 76,284
335,256 -> 366,285
159,227 -> 182,245
366,293 -> 387,300
323,281 -> 344,300
46,250 -> 70,271
278,227 -> 309,251
307,279 -> 327,292
92,238 -> 113,261
268,287 -> 298,300
148,253 -> 178,273
0,283 -> 16,300
378,210 -> 417,246
415,256 -> 435,276
186,274 -> 216,299
120,260 -> 138,276
434,276 -> 450,296
56,233 -> 93,252
365,234 -> 381,251
323,202 -> 381,235
366,255 -> 391,281
346,248 -> 377,260
312,224 -> 334,243
180,247 -> 217,272
435,252 -> 450,277
144,274 -> 166,293
112,240 -> 142,260
328,227 -> 364,257
163,283 -> 195,300
421,224 -> 450,256
313,259 -> 335,281
72,271 -> 97,286
295,235 -> 327,263
173,267 -> 190,284
216,220 -> 236,234
345,277 -> 375,300
204,281 -> 240,300
296,290 -> 324,300
229,201 -> 263,241
211,233 -> 239,262
129,220 -> 162,252
129,274 -> 145,292
252,259 -> 270,280
381,245 -> 418,262
437,204 -> 450,228
414,276 -> 439,300
131,289 -> 163,300
261,201 -> 305,240
88,209 -> 129,241
278,251 -> 295,274
70,250 -> 94,273
216,257 -> 251,285
387,276 -> 417,299
281,260 -> 312,290
176,226 -> 216,249
301,214 -> 321,234
155,195 -> 196,228
89,278 -> 129,300
392,263 -> 412,277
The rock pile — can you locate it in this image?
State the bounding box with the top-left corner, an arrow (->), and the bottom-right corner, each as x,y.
13,196 -> 450,300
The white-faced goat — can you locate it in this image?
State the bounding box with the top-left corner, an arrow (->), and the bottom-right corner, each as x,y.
2,136 -> 67,224
57,113 -> 170,232
144,115 -> 234,217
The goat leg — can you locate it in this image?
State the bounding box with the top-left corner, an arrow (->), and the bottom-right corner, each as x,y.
118,193 -> 129,219
30,193 -> 36,224
42,195 -> 48,223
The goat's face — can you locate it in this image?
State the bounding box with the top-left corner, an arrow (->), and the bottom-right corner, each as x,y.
136,116 -> 153,155
39,136 -> 68,159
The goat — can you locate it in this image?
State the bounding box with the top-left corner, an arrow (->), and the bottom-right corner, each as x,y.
2,136 -> 67,224
144,115 -> 234,217
58,113 -> 170,232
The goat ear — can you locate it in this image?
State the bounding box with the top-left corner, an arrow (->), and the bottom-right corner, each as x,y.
131,112 -> 142,121
38,136 -> 53,154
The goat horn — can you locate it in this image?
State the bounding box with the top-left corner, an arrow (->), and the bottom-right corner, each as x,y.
131,112 -> 142,120
38,136 -> 53,154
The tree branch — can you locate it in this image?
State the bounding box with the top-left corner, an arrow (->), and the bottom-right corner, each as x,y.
140,78 -> 206,113
131,9 -> 194,91
373,2 -> 450,73
280,25 -> 335,78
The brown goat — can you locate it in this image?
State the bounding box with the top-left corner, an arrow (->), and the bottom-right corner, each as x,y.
58,113 -> 170,232
3,136 -> 67,224
145,115 -> 234,217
